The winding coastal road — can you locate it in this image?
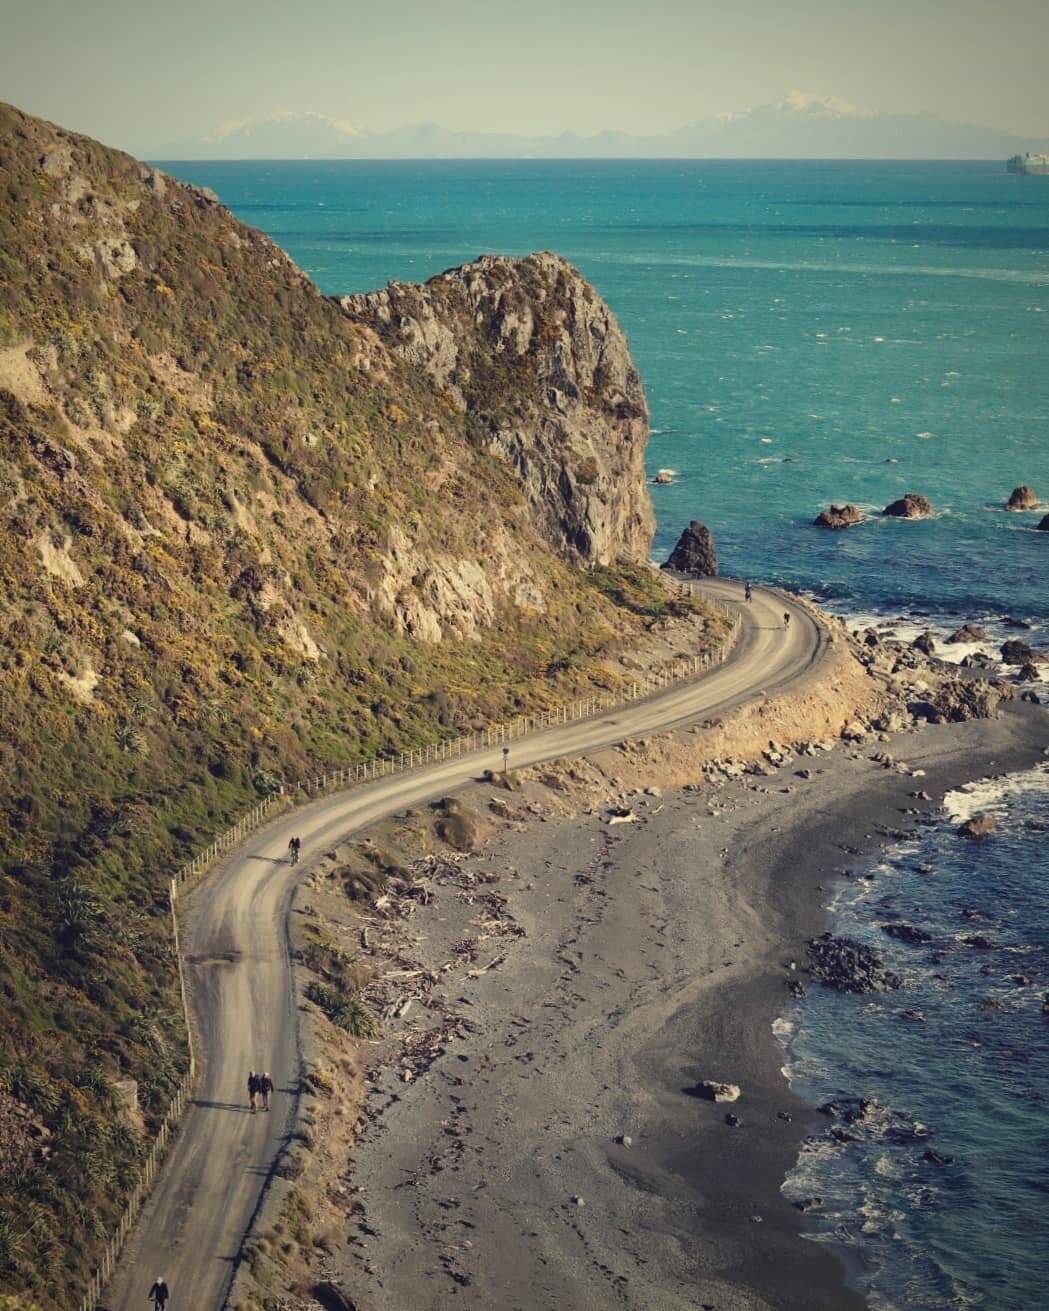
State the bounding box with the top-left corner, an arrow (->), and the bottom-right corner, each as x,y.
102,580 -> 825,1311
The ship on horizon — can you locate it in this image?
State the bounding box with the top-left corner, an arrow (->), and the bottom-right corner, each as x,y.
1007,152 -> 1049,175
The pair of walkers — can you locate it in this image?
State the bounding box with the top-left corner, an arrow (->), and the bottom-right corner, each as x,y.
247,1069 -> 273,1113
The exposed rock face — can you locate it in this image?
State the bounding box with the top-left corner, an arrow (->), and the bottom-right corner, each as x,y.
883,493 -> 933,518
814,503 -> 862,529
910,678 -> 1012,724
340,253 -> 654,566
1005,485 -> 1037,510
661,520 -> 718,576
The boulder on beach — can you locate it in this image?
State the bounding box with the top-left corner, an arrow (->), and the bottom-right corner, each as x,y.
813,503 -> 862,530
947,623 -> 989,644
1005,485 -> 1037,511
694,1080 -> 741,1103
661,520 -> 718,577
1001,639 -> 1034,664
958,813 -> 997,839
1016,662 -> 1041,682
882,493 -> 933,519
909,678 -> 1011,724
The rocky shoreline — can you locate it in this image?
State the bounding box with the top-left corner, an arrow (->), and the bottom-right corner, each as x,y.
229,620 -> 1048,1311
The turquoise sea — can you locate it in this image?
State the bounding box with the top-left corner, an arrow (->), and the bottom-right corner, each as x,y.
161,158 -> 1049,1309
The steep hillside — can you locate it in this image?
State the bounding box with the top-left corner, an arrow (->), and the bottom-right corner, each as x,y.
0,104 -> 713,1308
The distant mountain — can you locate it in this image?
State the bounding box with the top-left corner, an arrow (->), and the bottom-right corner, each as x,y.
151,95 -> 1044,160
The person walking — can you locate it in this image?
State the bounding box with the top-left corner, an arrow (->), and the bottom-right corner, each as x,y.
744,581 -> 752,602
247,1070 -> 259,1113
259,1071 -> 274,1112
783,611 -> 791,630
148,1275 -> 170,1309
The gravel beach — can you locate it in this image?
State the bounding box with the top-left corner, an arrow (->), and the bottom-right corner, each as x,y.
335,702 -> 1048,1311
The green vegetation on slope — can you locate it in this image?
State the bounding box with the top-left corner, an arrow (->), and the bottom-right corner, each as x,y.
0,103 -> 720,1309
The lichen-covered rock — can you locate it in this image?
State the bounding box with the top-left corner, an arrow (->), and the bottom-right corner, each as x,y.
341,253 -> 654,566
814,503 -> 862,529
883,493 -> 933,518
1005,485 -> 1037,511
661,520 -> 718,576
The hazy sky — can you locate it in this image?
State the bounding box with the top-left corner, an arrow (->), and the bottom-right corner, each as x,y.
2,0 -> 1047,151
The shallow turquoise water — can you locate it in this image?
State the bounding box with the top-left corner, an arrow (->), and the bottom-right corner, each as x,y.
160,158 -> 1049,1309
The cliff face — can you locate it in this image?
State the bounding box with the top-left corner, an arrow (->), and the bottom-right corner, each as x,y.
0,103 -> 671,1310
341,253 -> 654,567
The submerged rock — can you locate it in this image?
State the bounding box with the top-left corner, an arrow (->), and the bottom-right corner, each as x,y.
882,923 -> 933,945
883,493 -> 933,519
807,934 -> 902,993
661,520 -> 718,576
1005,485 -> 1037,511
814,503 -> 862,530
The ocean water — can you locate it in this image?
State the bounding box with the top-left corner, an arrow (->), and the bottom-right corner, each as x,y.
159,158 -> 1049,1308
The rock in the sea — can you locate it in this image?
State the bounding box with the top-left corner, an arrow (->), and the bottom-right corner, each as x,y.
661,520 -> 718,577
807,934 -> 902,993
814,503 -> 862,530
947,623 -> 989,644
883,923 -> 933,945
1038,514 -> 1049,532
923,1149 -> 954,1166
695,1080 -> 741,1103
1016,662 -> 1041,682
1005,485 -> 1037,511
912,631 -> 936,656
1001,639 -> 1035,664
883,493 -> 933,519
958,813 -> 997,839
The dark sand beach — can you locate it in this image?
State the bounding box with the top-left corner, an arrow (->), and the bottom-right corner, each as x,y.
334,701 -> 1048,1311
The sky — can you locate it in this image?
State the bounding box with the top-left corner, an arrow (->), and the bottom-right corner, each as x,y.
2,0 -> 1048,152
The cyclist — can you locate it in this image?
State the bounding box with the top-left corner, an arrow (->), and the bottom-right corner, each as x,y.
744,581 -> 752,602
148,1275 -> 170,1309
288,836 -> 301,864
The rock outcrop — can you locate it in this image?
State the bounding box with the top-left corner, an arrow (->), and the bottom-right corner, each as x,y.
807,934 -> 902,993
883,493 -> 933,519
1001,639 -> 1035,664
947,624 -> 989,644
1038,515 -> 1049,532
1005,485 -> 1037,510
661,520 -> 718,576
814,503 -> 862,529
340,253 -> 654,567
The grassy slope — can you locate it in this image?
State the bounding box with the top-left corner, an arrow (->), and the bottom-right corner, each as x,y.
0,104 -> 720,1308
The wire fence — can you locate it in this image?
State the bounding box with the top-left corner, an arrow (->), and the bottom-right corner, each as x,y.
299,595 -> 741,797
81,583 -> 738,1310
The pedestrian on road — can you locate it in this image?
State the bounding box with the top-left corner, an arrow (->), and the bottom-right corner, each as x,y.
783,611 -> 791,630
248,1070 -> 259,1113
260,1070 -> 274,1111
148,1275 -> 170,1309
744,581 -> 752,602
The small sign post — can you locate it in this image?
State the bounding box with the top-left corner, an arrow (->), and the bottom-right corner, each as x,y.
502,746 -> 509,773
